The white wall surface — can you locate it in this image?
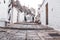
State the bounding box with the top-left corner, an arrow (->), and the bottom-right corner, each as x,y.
48,0 -> 60,31
13,7 -> 17,23
0,0 -> 10,27
40,0 -> 60,31
0,0 -> 9,21
40,0 -> 48,25
19,12 -> 24,22
0,21 -> 5,27
40,5 -> 46,25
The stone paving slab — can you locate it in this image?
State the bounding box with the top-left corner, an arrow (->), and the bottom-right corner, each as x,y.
37,30 -> 60,40
27,30 -> 41,40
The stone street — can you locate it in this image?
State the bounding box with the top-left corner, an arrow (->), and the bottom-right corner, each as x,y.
0,23 -> 60,40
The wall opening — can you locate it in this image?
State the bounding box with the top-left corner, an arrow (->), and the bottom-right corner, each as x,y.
46,3 -> 48,25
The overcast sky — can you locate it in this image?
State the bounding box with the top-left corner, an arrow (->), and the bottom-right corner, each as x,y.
19,0 -> 43,10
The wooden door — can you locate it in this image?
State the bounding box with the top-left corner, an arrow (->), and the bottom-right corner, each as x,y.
46,3 -> 48,25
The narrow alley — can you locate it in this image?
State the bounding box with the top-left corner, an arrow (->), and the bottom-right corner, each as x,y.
0,0 -> 60,40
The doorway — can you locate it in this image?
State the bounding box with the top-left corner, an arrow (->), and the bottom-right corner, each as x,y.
46,3 -> 48,25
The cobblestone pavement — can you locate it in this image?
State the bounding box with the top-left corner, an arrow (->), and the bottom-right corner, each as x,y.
0,23 -> 59,40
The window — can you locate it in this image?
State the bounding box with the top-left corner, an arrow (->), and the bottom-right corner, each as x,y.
4,0 -> 5,3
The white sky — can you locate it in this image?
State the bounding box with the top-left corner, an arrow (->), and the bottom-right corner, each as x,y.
19,0 -> 43,10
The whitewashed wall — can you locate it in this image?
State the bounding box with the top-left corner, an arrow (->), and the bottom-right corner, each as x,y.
19,12 -> 24,22
40,0 -> 60,31
40,5 -> 46,25
0,0 -> 9,21
40,0 -> 48,25
13,7 -> 17,23
48,0 -> 60,31
13,7 -> 25,23
0,0 -> 10,27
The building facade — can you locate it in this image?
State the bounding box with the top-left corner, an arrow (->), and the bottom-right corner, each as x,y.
0,0 -> 12,27
13,7 -> 17,23
40,0 -> 60,31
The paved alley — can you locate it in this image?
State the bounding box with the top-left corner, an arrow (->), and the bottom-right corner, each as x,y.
0,23 -> 60,40
0,0 -> 60,40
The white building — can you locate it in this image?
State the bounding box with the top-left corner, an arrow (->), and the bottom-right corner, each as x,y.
13,7 -> 17,23
18,12 -> 25,22
12,0 -> 25,23
40,0 -> 60,31
13,8 -> 25,23
13,8 -> 34,23
0,0 -> 12,27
